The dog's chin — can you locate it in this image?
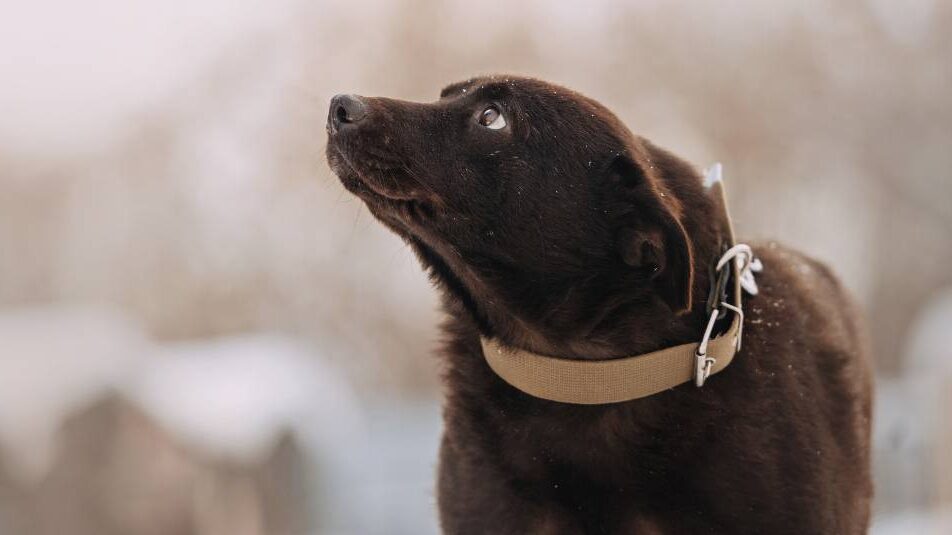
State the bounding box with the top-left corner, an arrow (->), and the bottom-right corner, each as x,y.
328,146 -> 435,229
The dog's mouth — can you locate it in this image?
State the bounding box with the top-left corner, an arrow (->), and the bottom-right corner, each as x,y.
327,143 -> 436,224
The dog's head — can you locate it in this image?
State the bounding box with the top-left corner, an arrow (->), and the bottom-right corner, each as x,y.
326,76 -> 716,357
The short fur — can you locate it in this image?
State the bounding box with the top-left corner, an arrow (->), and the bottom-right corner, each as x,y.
326,76 -> 872,534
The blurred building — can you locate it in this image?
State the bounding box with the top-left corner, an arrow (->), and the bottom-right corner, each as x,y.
0,394 -> 311,535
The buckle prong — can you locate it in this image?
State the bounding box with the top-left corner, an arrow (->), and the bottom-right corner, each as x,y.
695,308 -> 720,387
695,351 -> 716,387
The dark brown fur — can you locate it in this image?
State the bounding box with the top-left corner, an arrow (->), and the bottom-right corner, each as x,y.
325,76 -> 872,534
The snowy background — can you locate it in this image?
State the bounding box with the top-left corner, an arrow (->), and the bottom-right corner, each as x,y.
1,1 -> 951,533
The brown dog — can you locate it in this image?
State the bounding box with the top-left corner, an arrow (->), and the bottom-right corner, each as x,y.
326,76 -> 872,534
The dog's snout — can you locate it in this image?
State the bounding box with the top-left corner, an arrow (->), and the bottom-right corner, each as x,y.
328,94 -> 367,132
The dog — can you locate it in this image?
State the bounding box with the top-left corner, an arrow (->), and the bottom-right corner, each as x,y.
326,76 -> 872,534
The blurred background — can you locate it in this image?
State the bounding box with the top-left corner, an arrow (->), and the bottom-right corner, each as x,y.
1,0 -> 950,533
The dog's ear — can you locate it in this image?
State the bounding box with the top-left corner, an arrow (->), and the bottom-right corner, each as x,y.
609,155 -> 694,314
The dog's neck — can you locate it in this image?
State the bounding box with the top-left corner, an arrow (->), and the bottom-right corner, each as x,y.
476,245 -> 719,362
445,178 -> 727,363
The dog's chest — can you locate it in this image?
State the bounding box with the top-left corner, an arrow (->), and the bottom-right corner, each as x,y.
496,405 -> 683,489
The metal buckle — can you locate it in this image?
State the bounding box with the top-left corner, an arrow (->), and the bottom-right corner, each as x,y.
694,301 -> 744,387
695,243 -> 757,388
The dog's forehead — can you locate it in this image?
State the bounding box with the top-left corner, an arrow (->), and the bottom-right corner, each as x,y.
439,75 -> 559,101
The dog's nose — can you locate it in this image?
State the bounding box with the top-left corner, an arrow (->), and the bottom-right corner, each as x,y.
328,94 -> 367,132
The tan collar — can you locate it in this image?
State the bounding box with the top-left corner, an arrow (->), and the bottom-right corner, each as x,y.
479,164 -> 759,405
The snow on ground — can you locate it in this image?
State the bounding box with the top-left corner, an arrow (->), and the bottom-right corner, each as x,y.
125,334 -> 363,464
318,402 -> 442,535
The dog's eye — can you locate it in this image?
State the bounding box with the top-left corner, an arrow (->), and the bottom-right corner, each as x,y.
478,105 -> 506,130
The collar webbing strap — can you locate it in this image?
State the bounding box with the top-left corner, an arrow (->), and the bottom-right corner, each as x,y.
479,167 -> 750,405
